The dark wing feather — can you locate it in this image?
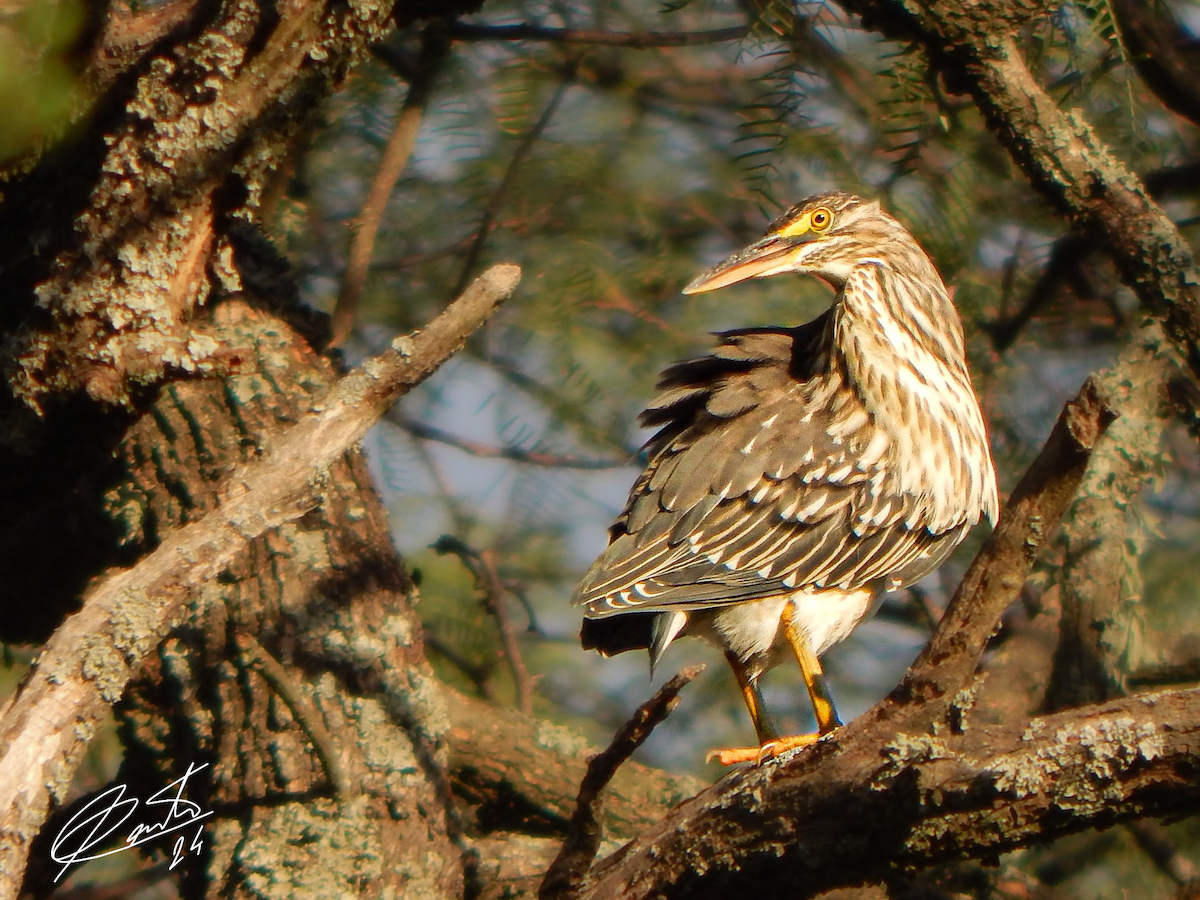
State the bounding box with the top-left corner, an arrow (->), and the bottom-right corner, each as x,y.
574,316 -> 969,617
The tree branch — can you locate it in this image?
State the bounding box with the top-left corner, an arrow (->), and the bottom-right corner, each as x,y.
391,413 -> 630,469
433,535 -> 537,716
577,687 -> 1200,900
451,64 -> 574,297
0,264 -> 521,900
332,24 -> 449,346
540,665 -> 704,900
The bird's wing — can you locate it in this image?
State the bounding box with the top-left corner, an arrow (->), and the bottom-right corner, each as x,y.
574,322 -> 972,617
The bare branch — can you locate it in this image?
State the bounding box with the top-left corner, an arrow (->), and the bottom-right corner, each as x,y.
332,25 -> 449,346
449,22 -> 749,49
540,665 -> 705,900
433,535 -> 537,715
0,264 -> 521,899
389,412 -> 631,469
451,65 -> 574,297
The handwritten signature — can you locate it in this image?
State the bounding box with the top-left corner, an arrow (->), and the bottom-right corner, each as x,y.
50,761 -> 213,881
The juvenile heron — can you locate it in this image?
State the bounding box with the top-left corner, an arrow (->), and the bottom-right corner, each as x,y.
573,192 -> 998,764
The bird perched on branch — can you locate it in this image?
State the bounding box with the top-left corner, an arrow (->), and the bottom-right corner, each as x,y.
574,192 -> 998,764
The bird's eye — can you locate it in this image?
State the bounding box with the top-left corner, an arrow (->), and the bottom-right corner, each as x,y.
810,208 -> 832,231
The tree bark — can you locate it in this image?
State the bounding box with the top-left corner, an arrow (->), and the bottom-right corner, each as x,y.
1046,323 -> 1178,711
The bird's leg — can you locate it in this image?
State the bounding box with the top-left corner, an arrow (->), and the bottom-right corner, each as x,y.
728,650 -> 777,743
710,604 -> 840,765
782,603 -> 842,735
706,651 -> 778,765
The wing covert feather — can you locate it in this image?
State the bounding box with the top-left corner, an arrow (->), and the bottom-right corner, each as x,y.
574,318 -> 979,616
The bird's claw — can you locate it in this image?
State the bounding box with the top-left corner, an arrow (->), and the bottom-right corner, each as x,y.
707,732 -> 824,766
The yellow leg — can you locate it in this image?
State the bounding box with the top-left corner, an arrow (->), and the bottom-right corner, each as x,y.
782,603 -> 842,734
725,650 -> 777,744
709,604 -> 841,766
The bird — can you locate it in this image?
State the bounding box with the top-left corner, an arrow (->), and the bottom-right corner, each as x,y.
573,191 -> 998,765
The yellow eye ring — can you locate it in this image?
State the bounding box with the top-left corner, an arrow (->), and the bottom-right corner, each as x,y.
810,208 -> 833,231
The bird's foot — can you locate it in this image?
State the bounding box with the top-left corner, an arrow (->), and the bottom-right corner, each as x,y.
706,732 -> 826,766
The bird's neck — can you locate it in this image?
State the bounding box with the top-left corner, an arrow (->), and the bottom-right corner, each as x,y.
832,262 -> 999,529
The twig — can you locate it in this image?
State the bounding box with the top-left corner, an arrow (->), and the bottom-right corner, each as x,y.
237,633 -> 350,797
332,25 -> 449,346
539,664 -> 705,900
432,536 -> 537,715
450,21 -> 748,48
983,233 -> 1095,352
388,412 -> 630,469
503,581 -> 542,634
451,63 -> 575,298
0,264 -> 521,897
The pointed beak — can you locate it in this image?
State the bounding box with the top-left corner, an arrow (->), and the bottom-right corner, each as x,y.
682,233 -> 813,295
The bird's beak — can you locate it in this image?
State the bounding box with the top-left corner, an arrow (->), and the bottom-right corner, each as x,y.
682,233 -> 813,295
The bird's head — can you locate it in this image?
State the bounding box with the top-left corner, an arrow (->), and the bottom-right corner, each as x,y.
683,192 -> 923,294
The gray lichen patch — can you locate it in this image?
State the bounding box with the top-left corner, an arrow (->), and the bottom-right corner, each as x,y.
236,799 -> 383,898
871,733 -> 955,788
984,716 -> 1162,810
534,719 -> 595,759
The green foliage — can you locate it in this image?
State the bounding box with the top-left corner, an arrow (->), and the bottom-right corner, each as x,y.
0,0 -> 82,166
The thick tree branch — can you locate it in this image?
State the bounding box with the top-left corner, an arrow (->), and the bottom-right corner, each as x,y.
0,264 -> 520,900
1045,325 -> 1175,711
577,687 -> 1200,900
